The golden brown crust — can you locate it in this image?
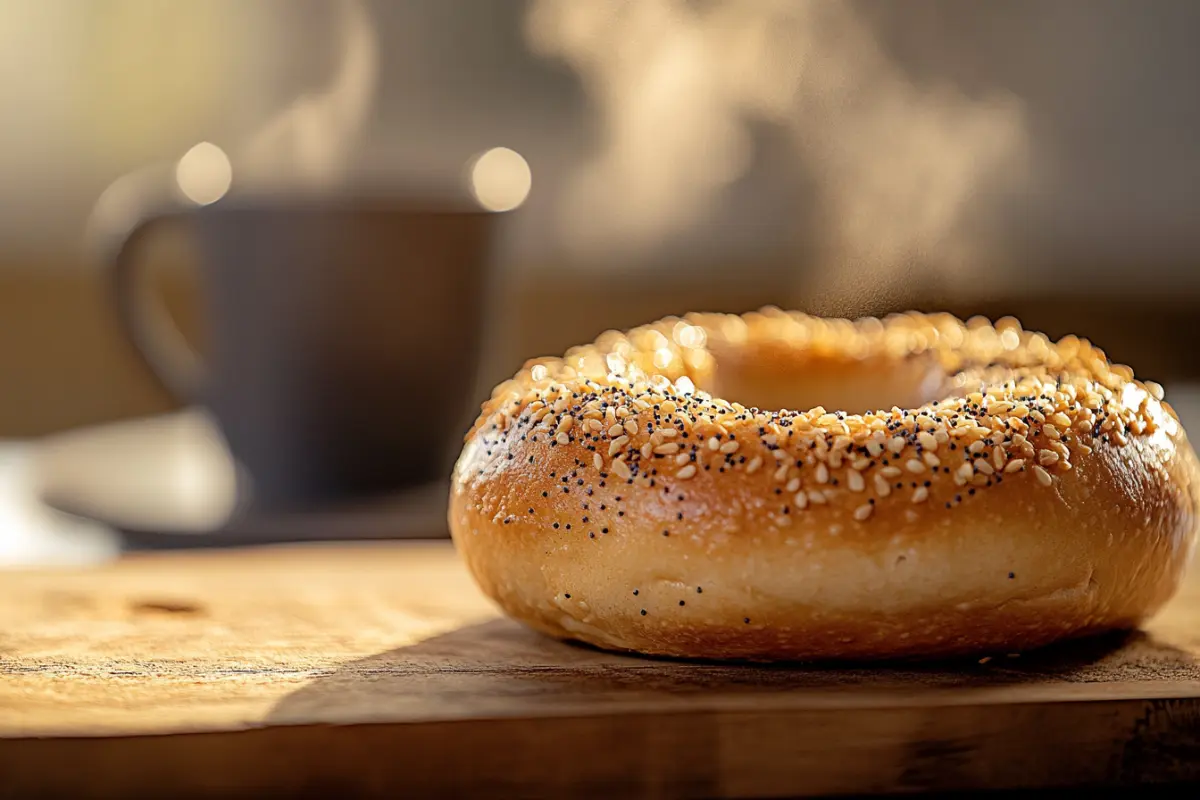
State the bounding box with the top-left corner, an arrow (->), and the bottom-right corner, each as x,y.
450,309 -> 1200,661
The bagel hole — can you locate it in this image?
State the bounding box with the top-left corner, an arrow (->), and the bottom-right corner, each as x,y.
704,351 -> 949,416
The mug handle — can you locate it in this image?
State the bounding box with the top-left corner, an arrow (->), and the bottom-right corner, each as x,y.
90,177 -> 205,403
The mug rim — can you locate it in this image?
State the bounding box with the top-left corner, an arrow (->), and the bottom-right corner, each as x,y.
194,187 -> 505,218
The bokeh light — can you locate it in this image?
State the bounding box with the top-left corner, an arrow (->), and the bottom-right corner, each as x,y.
175,141 -> 232,206
469,147 -> 532,212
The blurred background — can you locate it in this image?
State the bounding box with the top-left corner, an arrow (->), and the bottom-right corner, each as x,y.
2,0 -> 1200,560
4,0 -> 1200,436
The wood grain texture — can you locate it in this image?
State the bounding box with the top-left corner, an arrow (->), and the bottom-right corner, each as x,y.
2,541 -> 1200,798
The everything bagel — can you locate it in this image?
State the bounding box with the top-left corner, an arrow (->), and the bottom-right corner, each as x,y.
450,309 -> 1199,661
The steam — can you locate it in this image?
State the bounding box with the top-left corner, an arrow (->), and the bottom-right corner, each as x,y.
236,0 -> 377,189
527,1 -> 753,255
85,0 -> 378,263
526,0 -> 1026,303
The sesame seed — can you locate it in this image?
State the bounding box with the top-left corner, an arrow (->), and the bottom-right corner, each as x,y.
676,464 -> 697,480
654,442 -> 681,455
853,503 -> 874,521
1033,465 -> 1053,486
793,491 -> 808,510
911,486 -> 929,503
472,313 -> 1159,542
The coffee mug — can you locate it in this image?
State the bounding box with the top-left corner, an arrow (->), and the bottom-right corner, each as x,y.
98,189 -> 500,512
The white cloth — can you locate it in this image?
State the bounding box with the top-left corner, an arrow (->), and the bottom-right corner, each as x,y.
0,444 -> 118,568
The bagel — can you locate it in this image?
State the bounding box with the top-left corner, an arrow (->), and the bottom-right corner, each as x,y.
450,309 -> 1199,661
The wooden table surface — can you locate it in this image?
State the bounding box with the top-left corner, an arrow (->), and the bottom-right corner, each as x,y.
2,541 -> 1200,799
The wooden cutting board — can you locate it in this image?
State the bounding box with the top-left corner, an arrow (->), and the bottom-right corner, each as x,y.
2,541 -> 1199,799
